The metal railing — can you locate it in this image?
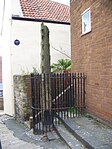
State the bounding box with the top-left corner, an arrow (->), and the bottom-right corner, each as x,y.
31,73 -> 86,134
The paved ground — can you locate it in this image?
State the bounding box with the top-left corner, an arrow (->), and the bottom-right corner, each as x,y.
0,112 -> 112,149
0,110 -> 4,115
62,116 -> 112,149
0,114 -> 69,149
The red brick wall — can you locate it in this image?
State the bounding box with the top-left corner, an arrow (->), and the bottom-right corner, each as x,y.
71,0 -> 112,125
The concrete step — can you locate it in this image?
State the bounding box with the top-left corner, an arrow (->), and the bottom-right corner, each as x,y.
58,117 -> 112,149
55,124 -> 86,149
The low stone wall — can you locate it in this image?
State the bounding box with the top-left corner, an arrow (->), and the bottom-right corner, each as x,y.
0,98 -> 3,110
13,75 -> 32,122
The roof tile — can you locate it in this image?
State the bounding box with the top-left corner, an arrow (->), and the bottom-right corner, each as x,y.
20,0 -> 70,23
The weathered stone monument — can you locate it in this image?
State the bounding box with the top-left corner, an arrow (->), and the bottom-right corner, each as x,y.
41,23 -> 51,74
40,23 -> 52,133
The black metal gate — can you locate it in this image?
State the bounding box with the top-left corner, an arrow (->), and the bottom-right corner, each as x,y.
31,73 -> 86,134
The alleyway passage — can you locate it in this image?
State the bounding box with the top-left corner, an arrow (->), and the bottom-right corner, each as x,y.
0,114 -> 69,149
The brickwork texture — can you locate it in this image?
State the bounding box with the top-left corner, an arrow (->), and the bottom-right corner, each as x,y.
71,0 -> 112,125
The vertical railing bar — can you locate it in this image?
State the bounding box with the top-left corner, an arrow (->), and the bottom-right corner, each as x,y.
51,73 -> 54,127
48,73 -> 51,131
57,73 -> 60,124
66,73 -> 69,119
78,73 -> 80,116
68,74 -> 69,118
58,73 -> 60,119
57,73 -> 59,124
51,73 -> 53,126
53,73 -> 55,124
42,74 -> 45,134
48,74 -> 51,131
39,74 -> 41,131
40,74 -> 44,134
47,74 -> 50,131
63,73 -> 66,119
36,74 -> 40,130
82,73 -> 83,114
54,74 -> 57,124
52,73 -> 56,124
65,73 -> 67,119
44,74 -> 46,109
79,73 -> 80,115
60,73 -> 62,120
81,73 -> 83,114
76,73 -> 78,117
45,74 -> 47,134
74,73 -> 77,117
34,74 -> 38,133
80,73 -> 82,115
64,73 -> 66,119
83,73 -> 86,114
34,75 -> 38,133
62,73 -> 64,119
31,73 -> 36,134
69,73 -> 72,118
59,73 -> 61,120
40,74 -> 43,132
68,73 -> 70,118
72,73 -> 75,118
38,75 -> 41,132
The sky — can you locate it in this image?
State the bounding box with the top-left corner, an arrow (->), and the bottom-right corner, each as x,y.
51,0 -> 70,6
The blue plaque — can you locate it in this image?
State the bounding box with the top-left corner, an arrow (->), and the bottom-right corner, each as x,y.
14,39 -> 20,46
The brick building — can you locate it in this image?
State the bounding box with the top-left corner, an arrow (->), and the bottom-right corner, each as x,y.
71,0 -> 112,125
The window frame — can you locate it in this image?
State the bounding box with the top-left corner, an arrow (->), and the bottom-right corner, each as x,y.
81,8 -> 91,35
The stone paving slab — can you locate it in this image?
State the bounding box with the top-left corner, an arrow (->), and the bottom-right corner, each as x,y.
0,123 -> 43,149
56,124 -> 86,149
0,115 -> 69,149
63,116 -> 112,149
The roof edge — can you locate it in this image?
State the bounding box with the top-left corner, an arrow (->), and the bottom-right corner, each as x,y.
12,16 -> 70,25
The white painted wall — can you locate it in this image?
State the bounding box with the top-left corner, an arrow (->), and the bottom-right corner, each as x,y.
0,0 -> 5,56
11,20 -> 71,75
11,20 -> 41,74
1,0 -> 71,116
1,0 -> 14,115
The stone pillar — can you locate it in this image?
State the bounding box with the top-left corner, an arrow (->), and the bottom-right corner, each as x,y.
41,23 -> 51,74
40,23 -> 52,128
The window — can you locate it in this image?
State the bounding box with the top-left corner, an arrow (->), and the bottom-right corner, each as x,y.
82,8 -> 91,35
